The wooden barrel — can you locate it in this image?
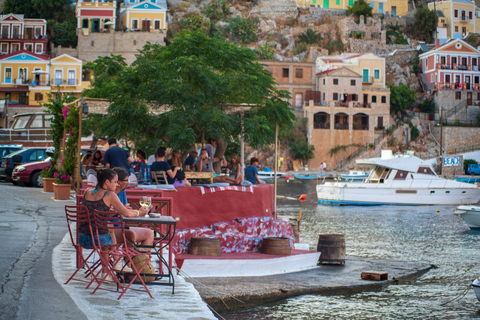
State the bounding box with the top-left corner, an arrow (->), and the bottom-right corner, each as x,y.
188,238 -> 221,257
317,234 -> 345,265
260,237 -> 291,255
292,225 -> 300,243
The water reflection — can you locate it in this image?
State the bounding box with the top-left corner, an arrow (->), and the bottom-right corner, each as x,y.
221,179 -> 480,319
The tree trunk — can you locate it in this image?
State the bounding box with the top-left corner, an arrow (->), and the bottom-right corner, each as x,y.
213,137 -> 227,174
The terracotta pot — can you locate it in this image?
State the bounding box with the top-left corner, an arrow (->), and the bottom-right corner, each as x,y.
53,183 -> 72,200
42,178 -> 56,192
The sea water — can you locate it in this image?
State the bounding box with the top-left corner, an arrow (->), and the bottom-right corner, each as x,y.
221,179 -> 480,319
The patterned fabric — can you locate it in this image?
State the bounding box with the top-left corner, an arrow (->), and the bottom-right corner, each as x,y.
200,186 -> 253,195
172,216 -> 295,255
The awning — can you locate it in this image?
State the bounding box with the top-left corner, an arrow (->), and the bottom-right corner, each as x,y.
0,87 -> 29,92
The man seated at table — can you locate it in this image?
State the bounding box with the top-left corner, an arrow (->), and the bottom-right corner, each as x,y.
151,148 -> 179,184
183,149 -> 198,171
245,157 -> 265,184
197,149 -> 242,185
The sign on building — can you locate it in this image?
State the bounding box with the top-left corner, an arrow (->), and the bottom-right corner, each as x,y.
443,157 -> 461,167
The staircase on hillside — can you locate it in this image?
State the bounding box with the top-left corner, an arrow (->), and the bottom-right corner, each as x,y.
443,100 -> 468,121
417,73 -> 431,93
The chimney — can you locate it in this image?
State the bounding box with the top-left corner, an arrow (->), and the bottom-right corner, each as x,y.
435,38 -> 440,49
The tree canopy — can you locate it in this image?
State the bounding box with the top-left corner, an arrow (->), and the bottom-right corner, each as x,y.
406,7 -> 438,43
83,31 -> 295,154
388,82 -> 416,116
346,0 -> 373,18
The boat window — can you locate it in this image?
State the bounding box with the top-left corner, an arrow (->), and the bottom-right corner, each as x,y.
445,191 -> 450,193
462,191 -> 466,193
430,191 -> 435,194
417,166 -> 434,175
44,116 -> 51,128
394,170 -> 408,180
13,116 -> 30,129
31,115 -> 43,128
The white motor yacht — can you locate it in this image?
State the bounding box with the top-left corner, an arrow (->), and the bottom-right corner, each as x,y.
316,150 -> 480,205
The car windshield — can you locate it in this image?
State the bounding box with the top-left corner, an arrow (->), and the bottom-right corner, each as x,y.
4,149 -> 26,157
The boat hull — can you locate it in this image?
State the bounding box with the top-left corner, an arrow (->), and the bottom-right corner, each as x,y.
473,279 -> 480,301
454,206 -> 480,230
317,183 -> 480,206
294,174 -> 325,180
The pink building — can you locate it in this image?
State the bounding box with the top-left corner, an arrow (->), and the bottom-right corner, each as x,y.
0,14 -> 47,56
419,38 -> 480,94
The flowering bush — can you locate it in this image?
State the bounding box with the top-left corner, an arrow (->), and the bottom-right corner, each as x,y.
54,168 -> 72,184
40,164 -> 58,178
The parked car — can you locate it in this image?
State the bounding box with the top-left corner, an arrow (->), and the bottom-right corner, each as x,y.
0,144 -> 23,158
467,164 -> 480,175
0,148 -> 48,181
11,149 -> 104,187
12,157 -> 52,187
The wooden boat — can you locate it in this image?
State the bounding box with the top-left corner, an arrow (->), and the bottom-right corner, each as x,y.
340,170 -> 369,181
294,174 -> 325,180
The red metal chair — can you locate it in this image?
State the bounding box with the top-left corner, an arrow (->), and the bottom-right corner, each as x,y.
64,205 -> 102,285
90,209 -> 154,300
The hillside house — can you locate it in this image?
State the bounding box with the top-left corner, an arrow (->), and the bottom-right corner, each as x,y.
419,38 -> 480,122
0,14 -> 47,56
429,0 -> 480,39
302,0 -> 407,16
305,53 -> 390,169
119,0 -> 168,32
259,60 -> 316,118
0,51 -> 89,106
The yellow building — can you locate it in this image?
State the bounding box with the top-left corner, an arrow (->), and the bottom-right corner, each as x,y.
75,0 -> 117,33
428,0 -> 480,38
302,0 -> 407,15
119,0 -> 168,32
0,51 -> 89,106
317,52 -> 386,89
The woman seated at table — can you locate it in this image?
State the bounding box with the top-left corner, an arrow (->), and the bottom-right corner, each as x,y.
91,150 -> 104,166
112,167 -> 154,246
81,152 -> 93,178
78,168 -> 151,277
228,154 -> 242,181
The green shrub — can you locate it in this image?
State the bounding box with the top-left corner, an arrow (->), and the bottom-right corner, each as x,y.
227,16 -> 257,44
410,125 -> 419,140
293,42 -> 307,55
464,159 -> 478,173
204,0 -> 229,22
180,13 -> 212,34
255,43 -> 275,60
418,98 -> 435,114
412,57 -> 419,74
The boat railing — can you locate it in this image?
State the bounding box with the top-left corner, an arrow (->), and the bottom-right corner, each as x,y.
0,128 -> 52,142
460,197 -> 478,205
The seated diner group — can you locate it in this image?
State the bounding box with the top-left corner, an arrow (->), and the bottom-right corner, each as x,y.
79,168 -> 153,280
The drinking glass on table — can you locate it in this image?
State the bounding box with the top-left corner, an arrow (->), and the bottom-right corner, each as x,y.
139,196 -> 151,210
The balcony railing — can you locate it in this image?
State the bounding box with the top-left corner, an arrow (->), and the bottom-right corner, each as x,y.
0,34 -> 47,40
432,82 -> 479,91
437,63 -> 479,71
353,124 -> 369,130
313,122 -> 330,129
51,79 -> 78,86
362,76 -> 374,84
460,16 -> 472,22
334,101 -> 349,107
334,123 -> 349,130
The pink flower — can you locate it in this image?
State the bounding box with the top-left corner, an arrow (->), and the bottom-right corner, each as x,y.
54,172 -> 59,178
69,126 -> 73,135
61,158 -> 65,163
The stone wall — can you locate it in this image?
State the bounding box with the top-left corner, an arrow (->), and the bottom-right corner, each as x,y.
384,49 -> 418,66
50,44 -> 78,58
250,0 -> 298,22
383,16 -> 407,29
55,30 -> 166,65
431,126 -> 480,154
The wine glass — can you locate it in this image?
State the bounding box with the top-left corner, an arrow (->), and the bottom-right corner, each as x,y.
140,196 -> 149,209
145,197 -> 152,210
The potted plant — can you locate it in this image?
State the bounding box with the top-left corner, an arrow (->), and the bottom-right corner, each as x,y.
53,167 -> 72,200
40,164 -> 57,192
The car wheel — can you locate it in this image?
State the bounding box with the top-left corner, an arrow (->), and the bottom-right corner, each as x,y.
32,172 -> 43,188
472,172 -> 475,176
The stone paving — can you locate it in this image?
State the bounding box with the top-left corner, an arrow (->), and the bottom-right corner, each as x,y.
52,234 -> 216,320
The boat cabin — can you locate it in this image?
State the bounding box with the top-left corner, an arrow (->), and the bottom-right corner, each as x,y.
0,112 -> 52,144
